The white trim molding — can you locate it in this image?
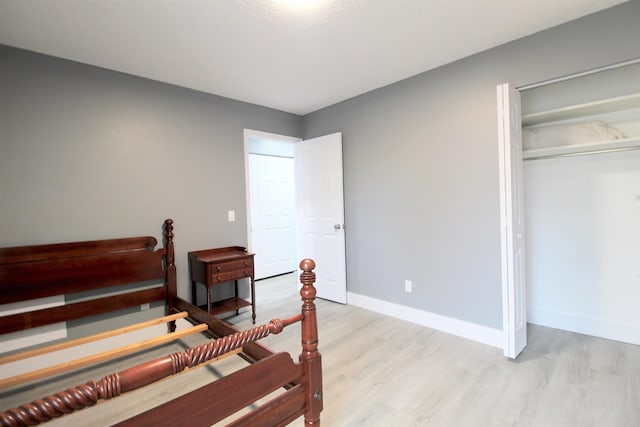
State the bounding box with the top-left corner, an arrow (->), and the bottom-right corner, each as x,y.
528,308 -> 640,346
347,292 -> 503,349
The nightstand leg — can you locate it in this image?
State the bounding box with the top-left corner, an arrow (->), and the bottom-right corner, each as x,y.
234,280 -> 239,315
191,280 -> 197,306
250,277 -> 256,324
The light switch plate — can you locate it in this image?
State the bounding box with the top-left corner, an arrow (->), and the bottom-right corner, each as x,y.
404,280 -> 412,293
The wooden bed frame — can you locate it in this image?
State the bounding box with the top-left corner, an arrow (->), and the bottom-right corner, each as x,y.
0,219 -> 322,426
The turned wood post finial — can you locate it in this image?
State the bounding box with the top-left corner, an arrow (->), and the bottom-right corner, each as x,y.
164,219 -> 175,265
299,258 -> 316,301
300,258 -> 315,272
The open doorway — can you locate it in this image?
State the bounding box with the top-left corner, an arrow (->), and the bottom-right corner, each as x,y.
244,129 -> 348,303
244,130 -> 301,280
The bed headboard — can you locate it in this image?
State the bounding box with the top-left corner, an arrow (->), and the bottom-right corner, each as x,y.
0,219 -> 176,336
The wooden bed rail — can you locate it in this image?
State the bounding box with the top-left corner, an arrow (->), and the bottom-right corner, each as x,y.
0,312 -> 189,365
0,259 -> 322,427
0,323 -> 209,389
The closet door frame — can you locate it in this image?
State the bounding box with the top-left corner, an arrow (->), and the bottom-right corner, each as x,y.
498,57 -> 640,359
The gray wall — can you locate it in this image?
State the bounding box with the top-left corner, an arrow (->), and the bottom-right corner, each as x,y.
0,45 -> 303,300
303,1 -> 640,329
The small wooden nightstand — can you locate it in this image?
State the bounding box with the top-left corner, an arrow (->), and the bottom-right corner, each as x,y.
188,246 -> 256,323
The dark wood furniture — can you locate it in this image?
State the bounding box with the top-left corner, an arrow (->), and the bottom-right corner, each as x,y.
189,246 -> 256,323
0,219 -> 180,338
0,221 -> 322,426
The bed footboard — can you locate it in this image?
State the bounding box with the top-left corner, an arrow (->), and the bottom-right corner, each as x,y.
0,259 -> 323,427
116,352 -> 304,427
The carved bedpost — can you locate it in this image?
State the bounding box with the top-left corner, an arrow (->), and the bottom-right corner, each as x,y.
299,259 -> 323,426
164,219 -> 177,332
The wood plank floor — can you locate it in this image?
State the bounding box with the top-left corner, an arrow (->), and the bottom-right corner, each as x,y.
225,273 -> 640,427
3,272 -> 639,426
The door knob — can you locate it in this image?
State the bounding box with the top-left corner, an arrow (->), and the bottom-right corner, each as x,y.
334,224 -> 345,230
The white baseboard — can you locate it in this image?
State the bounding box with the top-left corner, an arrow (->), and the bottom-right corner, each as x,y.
528,307 -> 640,345
347,292 -> 503,349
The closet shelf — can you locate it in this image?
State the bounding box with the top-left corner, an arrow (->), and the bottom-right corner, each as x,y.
522,92 -> 640,126
523,137 -> 640,160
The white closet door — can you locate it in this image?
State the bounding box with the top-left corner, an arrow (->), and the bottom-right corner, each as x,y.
498,83 -> 527,359
249,154 -> 296,280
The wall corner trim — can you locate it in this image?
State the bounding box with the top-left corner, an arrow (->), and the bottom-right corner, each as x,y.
347,292 -> 503,349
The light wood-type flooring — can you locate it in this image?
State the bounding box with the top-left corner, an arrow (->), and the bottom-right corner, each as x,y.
2,272 -> 639,426
226,272 -> 640,427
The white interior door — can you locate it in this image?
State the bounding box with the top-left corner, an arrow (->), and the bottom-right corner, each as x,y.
497,83 -> 527,359
249,154 -> 297,280
295,132 -> 347,304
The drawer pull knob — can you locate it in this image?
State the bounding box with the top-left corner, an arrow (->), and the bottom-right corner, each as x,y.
244,261 -> 249,266
244,270 -> 249,275
217,276 -> 222,281
216,266 -> 222,272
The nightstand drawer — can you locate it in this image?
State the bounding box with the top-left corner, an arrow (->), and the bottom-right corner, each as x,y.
210,268 -> 253,283
207,259 -> 253,275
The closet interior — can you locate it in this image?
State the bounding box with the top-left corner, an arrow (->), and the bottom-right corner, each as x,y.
521,60 -> 640,345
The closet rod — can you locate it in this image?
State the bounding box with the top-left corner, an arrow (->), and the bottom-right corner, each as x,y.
524,145 -> 640,161
518,57 -> 640,91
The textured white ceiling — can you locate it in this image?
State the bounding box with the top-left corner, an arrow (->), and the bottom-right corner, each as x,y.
0,0 -> 627,115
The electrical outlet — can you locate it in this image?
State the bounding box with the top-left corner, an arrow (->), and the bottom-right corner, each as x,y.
404,280 -> 412,293
228,210 -> 235,222
140,303 -> 150,311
